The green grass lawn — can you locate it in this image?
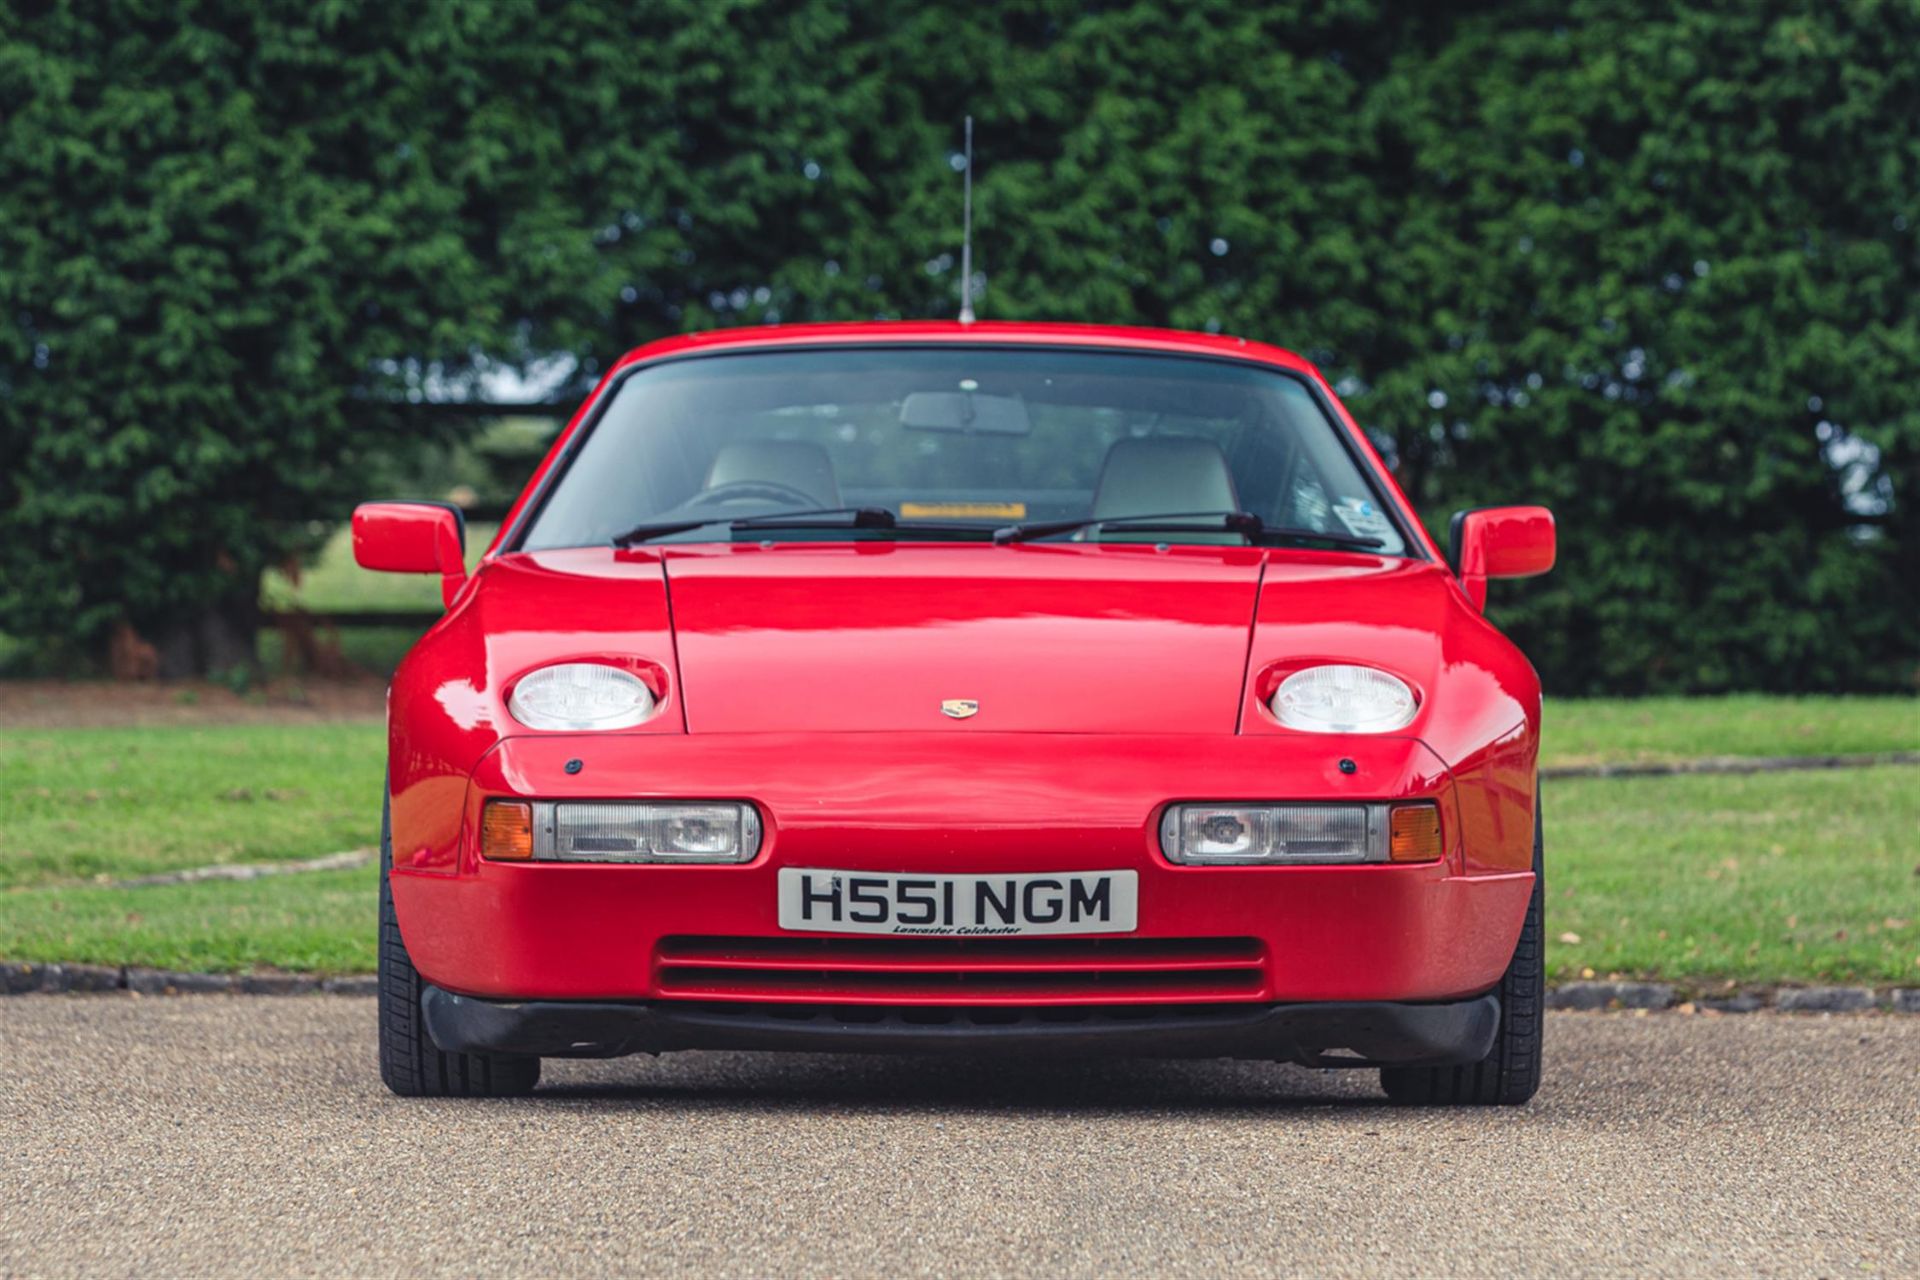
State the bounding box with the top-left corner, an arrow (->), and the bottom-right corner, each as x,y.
1544,694 -> 1917,766
0,867 -> 375,974
0,721 -> 388,973
1548,765 -> 1917,985
0,696 -> 1914,977
0,723 -> 383,887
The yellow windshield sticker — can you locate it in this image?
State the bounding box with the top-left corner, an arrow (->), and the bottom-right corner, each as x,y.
899,501 -> 1027,519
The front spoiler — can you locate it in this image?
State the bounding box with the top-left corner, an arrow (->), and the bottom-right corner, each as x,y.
421,985 -> 1500,1068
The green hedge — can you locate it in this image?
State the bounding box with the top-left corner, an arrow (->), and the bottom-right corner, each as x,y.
2,2 -> 1913,690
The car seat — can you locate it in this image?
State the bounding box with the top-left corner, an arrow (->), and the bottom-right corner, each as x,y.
704,441 -> 843,508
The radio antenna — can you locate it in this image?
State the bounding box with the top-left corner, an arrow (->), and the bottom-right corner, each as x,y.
958,115 -> 976,324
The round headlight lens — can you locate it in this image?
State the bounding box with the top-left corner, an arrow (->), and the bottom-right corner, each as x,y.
507,663 -> 657,731
1271,665 -> 1417,734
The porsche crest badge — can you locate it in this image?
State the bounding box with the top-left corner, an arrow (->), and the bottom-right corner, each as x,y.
940,699 -> 980,720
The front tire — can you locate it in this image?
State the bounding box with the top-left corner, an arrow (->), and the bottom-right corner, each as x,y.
1379,792 -> 1544,1106
378,797 -> 540,1097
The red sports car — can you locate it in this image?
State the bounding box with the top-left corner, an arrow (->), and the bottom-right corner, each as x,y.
354,321 -> 1556,1103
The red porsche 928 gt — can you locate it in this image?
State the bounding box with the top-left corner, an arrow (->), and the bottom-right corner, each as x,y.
354,321 -> 1556,1103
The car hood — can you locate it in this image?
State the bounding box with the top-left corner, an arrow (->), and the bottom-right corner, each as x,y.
472,543 -> 1489,738
656,543 -> 1270,734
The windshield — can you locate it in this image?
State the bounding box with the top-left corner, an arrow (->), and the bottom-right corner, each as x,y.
517,347 -> 1411,555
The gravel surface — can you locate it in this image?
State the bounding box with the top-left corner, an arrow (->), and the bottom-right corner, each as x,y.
3,999 -> 1915,1277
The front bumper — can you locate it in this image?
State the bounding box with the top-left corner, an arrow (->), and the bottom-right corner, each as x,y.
391,731 -> 1535,1006
422,986 -> 1502,1068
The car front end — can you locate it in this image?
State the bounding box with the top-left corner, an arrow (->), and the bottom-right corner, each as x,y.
357,322 -> 1555,1102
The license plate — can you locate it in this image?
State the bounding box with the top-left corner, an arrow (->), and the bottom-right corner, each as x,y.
777,869 -> 1138,937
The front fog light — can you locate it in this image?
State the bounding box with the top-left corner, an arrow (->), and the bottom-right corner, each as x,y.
509,801 -> 762,863
1159,802 -> 1442,865
1270,665 -> 1417,733
1163,804 -> 1376,864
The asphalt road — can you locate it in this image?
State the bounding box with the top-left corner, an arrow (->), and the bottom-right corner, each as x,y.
3,999 -> 1915,1277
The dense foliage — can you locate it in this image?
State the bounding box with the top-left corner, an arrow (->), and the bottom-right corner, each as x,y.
2,0 -> 1914,690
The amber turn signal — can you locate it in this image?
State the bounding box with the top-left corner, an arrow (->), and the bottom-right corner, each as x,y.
481,800 -> 534,861
1388,803 -> 1443,862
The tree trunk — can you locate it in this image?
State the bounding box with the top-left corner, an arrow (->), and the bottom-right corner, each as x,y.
153,592 -> 262,678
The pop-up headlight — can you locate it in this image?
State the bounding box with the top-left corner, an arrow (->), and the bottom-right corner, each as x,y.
1270,664 -> 1417,734
507,663 -> 657,731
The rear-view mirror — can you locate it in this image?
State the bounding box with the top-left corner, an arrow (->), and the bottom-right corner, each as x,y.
1448,506 -> 1555,611
351,501 -> 468,608
900,390 -> 1032,435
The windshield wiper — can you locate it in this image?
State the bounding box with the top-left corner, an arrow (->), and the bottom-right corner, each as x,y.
611,516 -> 729,546
733,507 -> 997,538
612,507 -> 896,545
992,509 -> 1384,550
728,506 -> 898,531
1251,524 -> 1384,550
613,506 -> 987,546
615,506 -> 1382,549
993,509 -> 1252,545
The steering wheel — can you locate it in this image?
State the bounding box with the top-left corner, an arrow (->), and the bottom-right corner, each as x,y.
695,479 -> 825,509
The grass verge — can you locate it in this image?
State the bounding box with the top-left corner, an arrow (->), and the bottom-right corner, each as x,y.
0,723 -> 383,887
0,867 -> 375,974
1548,765 -> 1918,985
1543,694 -> 1916,766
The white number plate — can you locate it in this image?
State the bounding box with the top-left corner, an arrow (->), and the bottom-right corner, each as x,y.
777,869 -> 1138,937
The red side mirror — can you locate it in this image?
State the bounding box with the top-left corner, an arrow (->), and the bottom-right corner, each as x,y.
351,502 -> 468,608
1448,506 -> 1555,611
